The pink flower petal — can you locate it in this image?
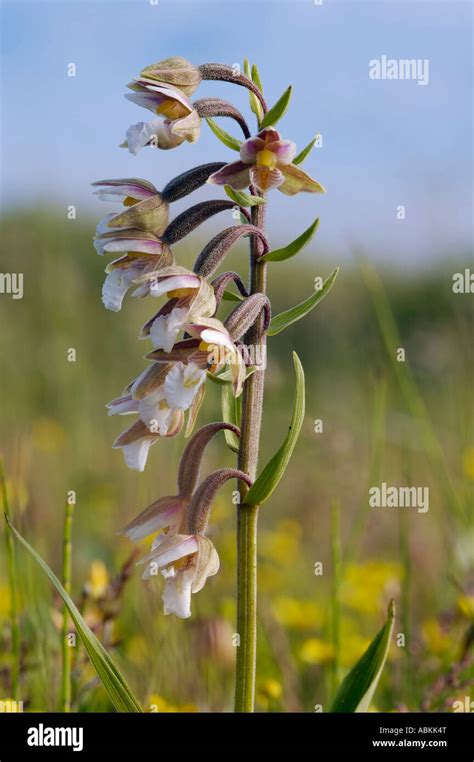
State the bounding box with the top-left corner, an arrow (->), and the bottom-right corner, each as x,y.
240,137 -> 266,165
250,165 -> 284,192
207,161 -> 251,190
265,139 -> 296,164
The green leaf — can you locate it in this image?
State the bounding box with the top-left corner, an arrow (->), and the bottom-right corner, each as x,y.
245,352 -> 305,506
332,601 -> 395,712
5,516 -> 142,713
260,86 -> 292,130
206,118 -> 242,152
251,63 -> 264,94
261,217 -> 320,263
293,135 -> 319,165
221,290 -> 245,302
221,383 -> 242,453
244,58 -> 263,124
267,267 -> 339,336
224,185 -> 266,208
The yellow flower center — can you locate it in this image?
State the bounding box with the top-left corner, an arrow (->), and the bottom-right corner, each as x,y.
167,287 -> 196,298
256,149 -> 277,170
156,99 -> 189,120
123,196 -> 139,207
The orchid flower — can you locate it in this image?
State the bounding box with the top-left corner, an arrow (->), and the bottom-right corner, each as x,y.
208,127 -> 325,195
137,266 -> 216,352
139,533 -> 219,618
91,178 -> 169,234
124,80 -> 200,153
147,317 -> 246,397
108,360 -> 207,470
93,228 -> 173,311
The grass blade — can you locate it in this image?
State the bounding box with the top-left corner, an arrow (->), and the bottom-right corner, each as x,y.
332,601 -> 395,712
61,497 -> 74,712
5,516 -> 143,713
0,458 -> 20,701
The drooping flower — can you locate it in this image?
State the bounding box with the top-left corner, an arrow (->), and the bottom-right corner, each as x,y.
120,421 -> 240,542
111,411 -> 184,472
208,127 -> 326,195
91,178 -> 169,234
120,494 -> 189,542
147,317 -> 246,396
108,360 -> 207,471
137,266 -> 216,352
93,228 -> 173,311
139,533 -> 219,618
123,80 -> 200,153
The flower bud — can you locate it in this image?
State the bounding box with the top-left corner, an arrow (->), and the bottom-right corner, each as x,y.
140,57 -> 201,97
107,193 -> 169,236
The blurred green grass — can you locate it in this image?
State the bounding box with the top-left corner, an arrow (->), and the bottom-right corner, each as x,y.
0,210 -> 472,712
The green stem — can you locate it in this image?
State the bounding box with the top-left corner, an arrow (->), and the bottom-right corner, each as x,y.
61,498 -> 74,712
0,457 -> 20,701
235,201 -> 266,712
330,500 -> 342,694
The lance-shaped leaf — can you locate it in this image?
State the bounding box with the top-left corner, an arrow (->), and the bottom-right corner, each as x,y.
161,163 -> 226,203
267,267 -> 339,336
178,421 -> 240,496
259,85 -> 292,130
221,382 -> 242,453
193,224 -> 267,278
222,290 -> 245,302
194,98 -> 250,139
245,352 -> 305,506
5,517 -> 142,713
251,64 -> 264,95
261,218 -> 320,263
293,135 -> 319,166
206,117 -> 242,152
224,185 -> 266,208
244,58 -> 263,124
163,200 -> 237,244
224,293 -> 271,341
332,601 -> 396,712
187,468 -> 252,534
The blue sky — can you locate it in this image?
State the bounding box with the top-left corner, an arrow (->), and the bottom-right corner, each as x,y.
1,0 -> 472,266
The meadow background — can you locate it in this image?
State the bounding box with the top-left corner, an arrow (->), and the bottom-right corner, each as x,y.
0,0 -> 472,712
